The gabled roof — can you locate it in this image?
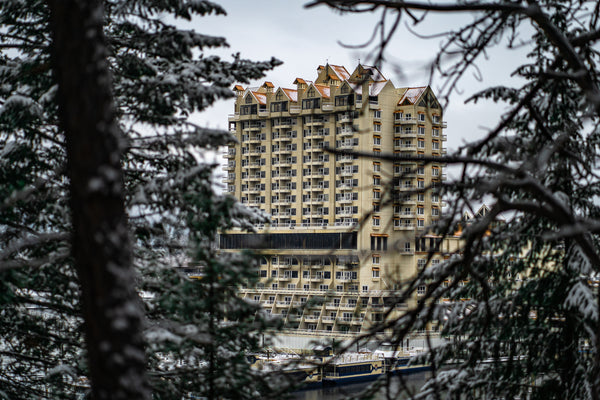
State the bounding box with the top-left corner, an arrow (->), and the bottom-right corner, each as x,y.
262,81 -> 274,88
350,64 -> 387,83
294,78 -> 307,85
360,65 -> 386,82
313,84 -> 330,99
233,84 -> 244,91
247,91 -> 266,105
353,81 -> 389,97
281,88 -> 298,102
331,64 -> 351,81
398,87 -> 427,105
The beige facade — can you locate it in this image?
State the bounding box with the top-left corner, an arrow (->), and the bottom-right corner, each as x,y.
222,64 -> 458,336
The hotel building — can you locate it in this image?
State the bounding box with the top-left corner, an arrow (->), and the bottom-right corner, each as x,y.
221,64 -> 457,336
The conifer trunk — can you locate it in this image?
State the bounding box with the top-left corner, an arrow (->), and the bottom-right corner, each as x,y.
46,1 -> 150,398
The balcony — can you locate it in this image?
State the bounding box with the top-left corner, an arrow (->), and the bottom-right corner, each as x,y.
396,144 -> 417,151
394,117 -> 416,124
336,183 -> 353,191
306,158 -> 325,166
258,110 -> 269,117
289,106 -> 301,114
395,131 -> 417,138
338,155 -> 354,164
338,129 -> 355,138
432,119 -> 447,128
338,143 -> 355,150
243,125 -> 262,132
304,315 -> 320,322
394,223 -> 415,231
304,129 -> 327,139
338,114 -> 353,123
322,102 -> 334,112
247,136 -> 262,144
307,198 -> 325,205
336,209 -> 355,217
223,149 -> 236,158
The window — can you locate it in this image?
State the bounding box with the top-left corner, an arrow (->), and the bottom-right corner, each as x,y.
418,126 -> 425,135
417,193 -> 425,202
272,283 -> 278,289
270,101 -> 288,112
373,190 -> 381,199
373,136 -> 381,145
432,168 -> 440,176
302,98 -> 320,109
373,124 -> 381,132
374,110 -> 381,119
372,216 -> 380,227
373,162 -> 381,172
418,113 -> 425,122
432,207 -> 440,216
372,255 -> 380,264
372,269 -> 380,278
431,194 -> 439,202
260,270 -> 267,277
417,167 -> 424,175
417,219 -> 425,228
418,140 -> 425,149
417,207 -> 425,215
370,235 -> 387,250
432,128 -> 439,137
417,259 -> 426,271
417,285 -> 426,295
404,242 -> 411,252
433,141 -> 440,150
417,180 -> 425,189
373,203 -> 380,213
362,285 -> 369,292
319,284 -> 329,290
373,176 -> 381,186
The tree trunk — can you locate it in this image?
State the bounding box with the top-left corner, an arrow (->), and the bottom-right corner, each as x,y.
46,1 -> 150,399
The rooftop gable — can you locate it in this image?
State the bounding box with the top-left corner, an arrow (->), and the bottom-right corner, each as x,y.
349,63 -> 387,83
281,88 -> 298,102
398,86 -> 427,106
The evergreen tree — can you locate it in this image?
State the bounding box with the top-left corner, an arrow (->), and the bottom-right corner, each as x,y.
0,0 -> 281,398
311,0 -> 600,398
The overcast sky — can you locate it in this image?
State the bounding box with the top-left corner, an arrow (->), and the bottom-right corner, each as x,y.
188,0 -> 530,153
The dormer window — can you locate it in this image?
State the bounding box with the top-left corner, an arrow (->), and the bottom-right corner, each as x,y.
245,95 -> 253,104
341,85 -> 349,94
276,91 -> 284,101
307,87 -> 316,97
